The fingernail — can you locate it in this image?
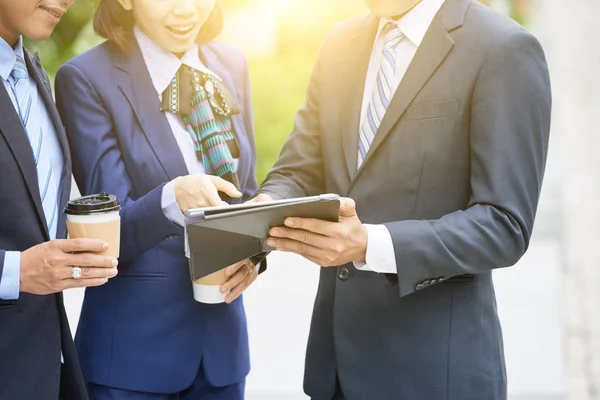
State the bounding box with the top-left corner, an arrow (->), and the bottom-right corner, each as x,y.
266,238 -> 276,247
226,267 -> 234,276
103,278 -> 109,283
270,228 -> 280,236
109,269 -> 118,277
102,242 -> 109,250
285,218 -> 296,227
111,259 -> 118,267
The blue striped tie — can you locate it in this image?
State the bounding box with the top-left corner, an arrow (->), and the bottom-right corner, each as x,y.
358,22 -> 404,168
8,55 -> 58,234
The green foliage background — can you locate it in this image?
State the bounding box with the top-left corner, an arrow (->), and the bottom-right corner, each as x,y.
27,0 -> 527,182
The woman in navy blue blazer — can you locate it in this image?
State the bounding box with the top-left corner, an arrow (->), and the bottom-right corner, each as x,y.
55,1 -> 263,398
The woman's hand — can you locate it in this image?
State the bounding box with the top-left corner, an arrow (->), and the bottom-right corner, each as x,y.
220,259 -> 258,303
174,174 -> 242,212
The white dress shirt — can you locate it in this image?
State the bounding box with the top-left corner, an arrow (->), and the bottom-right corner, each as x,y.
134,27 -> 239,228
354,0 -> 446,274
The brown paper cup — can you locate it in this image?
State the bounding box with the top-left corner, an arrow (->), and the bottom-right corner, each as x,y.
66,217 -> 121,258
64,193 -> 121,259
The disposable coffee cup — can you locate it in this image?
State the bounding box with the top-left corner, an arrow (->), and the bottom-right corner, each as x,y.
64,192 -> 121,258
193,268 -> 229,304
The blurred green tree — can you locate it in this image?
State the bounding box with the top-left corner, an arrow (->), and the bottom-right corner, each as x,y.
25,1 -> 101,82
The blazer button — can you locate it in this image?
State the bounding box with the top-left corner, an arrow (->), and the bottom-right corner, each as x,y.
338,267 -> 350,281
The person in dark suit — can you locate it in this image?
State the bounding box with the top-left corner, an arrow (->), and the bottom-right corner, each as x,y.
0,1 -> 121,399
54,0 -> 262,399
254,0 -> 552,398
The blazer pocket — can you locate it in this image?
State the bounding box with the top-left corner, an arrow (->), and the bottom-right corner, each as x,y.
404,99 -> 459,121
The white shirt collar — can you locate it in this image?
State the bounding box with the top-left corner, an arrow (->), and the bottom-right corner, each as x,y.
0,36 -> 25,81
133,26 -> 221,96
377,0 -> 446,47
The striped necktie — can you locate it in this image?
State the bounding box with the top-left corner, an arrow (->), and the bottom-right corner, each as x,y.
8,55 -> 59,235
357,22 -> 404,168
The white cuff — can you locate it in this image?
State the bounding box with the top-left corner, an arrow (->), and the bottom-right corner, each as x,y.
161,181 -> 186,228
353,224 -> 397,274
0,251 -> 21,300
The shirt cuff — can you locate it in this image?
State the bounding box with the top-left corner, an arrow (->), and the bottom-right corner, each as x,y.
353,224 -> 397,274
161,180 -> 186,228
0,251 -> 21,300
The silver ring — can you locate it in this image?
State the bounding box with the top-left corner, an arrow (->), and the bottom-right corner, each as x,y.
72,266 -> 82,280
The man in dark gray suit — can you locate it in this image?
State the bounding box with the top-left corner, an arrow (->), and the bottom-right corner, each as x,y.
256,0 -> 551,398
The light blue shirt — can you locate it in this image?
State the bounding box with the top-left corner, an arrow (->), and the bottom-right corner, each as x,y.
0,37 -> 64,300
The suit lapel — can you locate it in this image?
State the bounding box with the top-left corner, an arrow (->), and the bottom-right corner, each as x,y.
25,51 -> 71,238
341,14 -> 380,181
0,67 -> 49,239
352,0 -> 470,184
114,40 -> 188,181
198,46 -> 251,191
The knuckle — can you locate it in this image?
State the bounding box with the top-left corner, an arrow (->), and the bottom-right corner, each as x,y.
76,279 -> 87,288
51,268 -> 62,281
70,239 -> 84,252
52,254 -> 67,267
312,220 -> 320,231
80,254 -> 92,265
300,231 -> 309,244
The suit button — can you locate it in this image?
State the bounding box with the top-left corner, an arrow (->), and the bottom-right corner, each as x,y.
338,267 -> 350,281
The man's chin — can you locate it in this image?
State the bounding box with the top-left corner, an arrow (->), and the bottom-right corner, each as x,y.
24,29 -> 55,43
365,0 -> 419,18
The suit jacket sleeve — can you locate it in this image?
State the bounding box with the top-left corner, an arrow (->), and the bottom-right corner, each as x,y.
385,31 -> 551,297
55,63 -> 182,264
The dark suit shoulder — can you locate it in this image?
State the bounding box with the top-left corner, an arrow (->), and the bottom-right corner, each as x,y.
324,12 -> 375,44
463,1 -> 540,52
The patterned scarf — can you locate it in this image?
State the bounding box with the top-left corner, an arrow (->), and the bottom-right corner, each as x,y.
162,65 -> 240,189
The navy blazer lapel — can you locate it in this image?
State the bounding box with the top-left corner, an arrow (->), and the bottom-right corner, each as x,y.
0,66 -> 49,240
25,51 -> 71,238
113,40 -> 188,182
198,45 -> 251,191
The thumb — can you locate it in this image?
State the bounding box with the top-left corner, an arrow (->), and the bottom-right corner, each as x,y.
210,176 -> 242,198
339,197 -> 357,218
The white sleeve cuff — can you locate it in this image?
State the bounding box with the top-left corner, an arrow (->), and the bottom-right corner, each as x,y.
161,181 -> 186,228
353,224 -> 397,274
0,251 -> 21,300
